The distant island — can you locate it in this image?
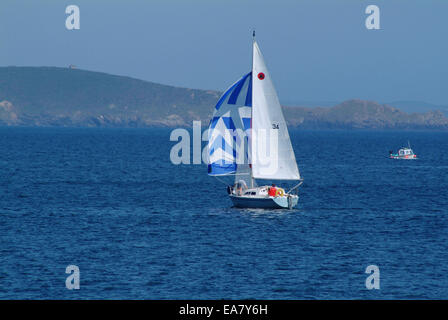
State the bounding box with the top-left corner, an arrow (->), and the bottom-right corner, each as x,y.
1,66 -> 447,130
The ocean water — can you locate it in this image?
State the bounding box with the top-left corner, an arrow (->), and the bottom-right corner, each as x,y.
0,127 -> 447,299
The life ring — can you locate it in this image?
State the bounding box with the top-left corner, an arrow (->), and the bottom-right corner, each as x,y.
275,188 -> 285,197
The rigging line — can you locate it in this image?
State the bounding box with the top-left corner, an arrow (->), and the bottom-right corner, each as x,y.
286,180 -> 304,194
214,176 -> 231,187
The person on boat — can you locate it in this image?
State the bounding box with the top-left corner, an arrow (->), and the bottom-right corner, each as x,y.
268,184 -> 277,197
234,180 -> 247,196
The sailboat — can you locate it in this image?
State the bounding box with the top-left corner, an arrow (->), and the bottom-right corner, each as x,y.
207,32 -> 303,209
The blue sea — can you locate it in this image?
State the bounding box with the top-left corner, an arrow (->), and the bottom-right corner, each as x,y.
1,127 -> 447,299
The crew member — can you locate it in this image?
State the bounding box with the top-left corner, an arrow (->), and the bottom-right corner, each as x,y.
268,184 -> 277,197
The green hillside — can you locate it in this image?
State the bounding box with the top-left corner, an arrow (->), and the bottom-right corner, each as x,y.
0,66 -> 220,126
1,66 -> 447,129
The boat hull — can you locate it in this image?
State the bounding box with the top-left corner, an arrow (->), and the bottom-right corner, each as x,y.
389,155 -> 417,159
229,194 -> 298,209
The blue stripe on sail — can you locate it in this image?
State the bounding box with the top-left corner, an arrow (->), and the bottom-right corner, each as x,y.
228,72 -> 251,105
209,149 -> 237,161
210,117 -> 236,131
209,136 -> 236,159
221,117 -> 236,130
209,147 -> 237,161
208,163 -> 237,176
215,81 -> 239,110
242,117 -> 251,131
209,116 -> 220,129
245,73 -> 252,107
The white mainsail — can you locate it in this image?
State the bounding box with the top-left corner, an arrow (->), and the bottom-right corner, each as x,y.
251,40 -> 301,180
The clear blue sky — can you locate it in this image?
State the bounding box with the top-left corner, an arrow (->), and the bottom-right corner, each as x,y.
0,0 -> 447,105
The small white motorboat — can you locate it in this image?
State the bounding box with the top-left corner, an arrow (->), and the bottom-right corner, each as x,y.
389,142 -> 417,159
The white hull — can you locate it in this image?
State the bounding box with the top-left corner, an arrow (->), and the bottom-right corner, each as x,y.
229,193 -> 298,209
390,155 -> 417,160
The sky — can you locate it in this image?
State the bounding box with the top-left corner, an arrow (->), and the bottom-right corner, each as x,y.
0,0 -> 447,105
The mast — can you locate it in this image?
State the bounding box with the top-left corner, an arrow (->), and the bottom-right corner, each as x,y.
250,30 -> 255,188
